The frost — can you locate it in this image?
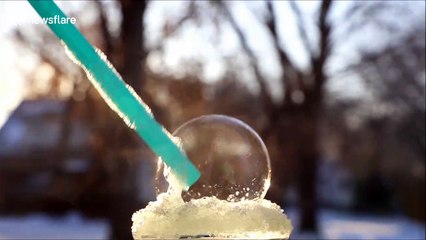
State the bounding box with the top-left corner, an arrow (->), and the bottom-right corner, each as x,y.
132,173 -> 292,239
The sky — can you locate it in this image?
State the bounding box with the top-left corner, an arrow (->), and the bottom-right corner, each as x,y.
0,0 -> 425,128
0,1 -> 87,127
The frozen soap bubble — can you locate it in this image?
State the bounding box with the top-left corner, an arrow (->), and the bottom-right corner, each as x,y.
155,115 -> 271,201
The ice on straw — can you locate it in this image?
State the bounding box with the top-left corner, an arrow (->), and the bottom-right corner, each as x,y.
64,45 -> 152,131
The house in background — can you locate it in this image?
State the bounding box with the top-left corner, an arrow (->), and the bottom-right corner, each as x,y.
0,99 -> 97,214
0,97 -> 159,217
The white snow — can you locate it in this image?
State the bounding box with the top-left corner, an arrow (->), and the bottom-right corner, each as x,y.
287,208 -> 426,240
0,212 -> 108,239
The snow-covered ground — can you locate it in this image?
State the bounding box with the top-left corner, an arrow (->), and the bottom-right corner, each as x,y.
287,208 -> 426,240
0,209 -> 424,239
0,212 -> 109,239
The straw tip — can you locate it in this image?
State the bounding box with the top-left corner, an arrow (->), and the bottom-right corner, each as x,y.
186,170 -> 201,189
174,164 -> 201,190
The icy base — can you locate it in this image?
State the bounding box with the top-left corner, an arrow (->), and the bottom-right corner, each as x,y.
131,193 -> 292,239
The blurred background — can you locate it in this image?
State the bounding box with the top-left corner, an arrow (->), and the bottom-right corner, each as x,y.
0,0 -> 424,239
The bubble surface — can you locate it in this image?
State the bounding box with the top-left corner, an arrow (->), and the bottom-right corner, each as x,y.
156,115 -> 271,201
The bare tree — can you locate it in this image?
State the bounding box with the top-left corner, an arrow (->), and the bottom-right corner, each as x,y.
350,25 -> 425,162
215,0 -> 333,231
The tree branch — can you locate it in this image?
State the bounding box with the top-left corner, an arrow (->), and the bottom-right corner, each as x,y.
266,1 -> 303,101
14,29 -> 67,76
219,1 -> 274,108
94,0 -> 114,56
289,1 -> 314,58
149,1 -> 197,53
312,0 -> 333,91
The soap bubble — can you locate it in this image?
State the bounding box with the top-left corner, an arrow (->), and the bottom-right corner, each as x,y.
155,115 -> 271,201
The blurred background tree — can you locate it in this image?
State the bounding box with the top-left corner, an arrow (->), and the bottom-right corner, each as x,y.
0,0 -> 424,239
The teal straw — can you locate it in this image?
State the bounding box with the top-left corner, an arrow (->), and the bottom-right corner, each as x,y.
27,0 -> 200,188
